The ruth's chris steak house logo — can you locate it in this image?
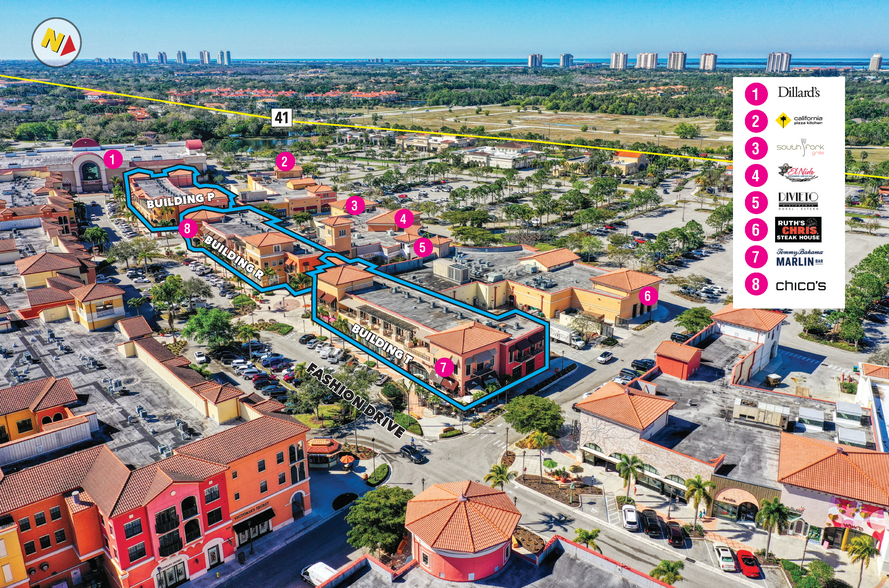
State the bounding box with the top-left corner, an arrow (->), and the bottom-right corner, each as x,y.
775,217 -> 822,243
778,163 -> 818,182
775,139 -> 825,157
775,247 -> 824,267
778,191 -> 819,211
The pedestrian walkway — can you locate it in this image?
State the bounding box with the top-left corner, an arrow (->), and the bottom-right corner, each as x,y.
604,493 -> 620,525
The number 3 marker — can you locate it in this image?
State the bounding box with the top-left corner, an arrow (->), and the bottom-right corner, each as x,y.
346,196 -> 365,215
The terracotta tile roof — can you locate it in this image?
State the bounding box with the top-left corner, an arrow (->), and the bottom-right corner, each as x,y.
711,304 -> 785,332
185,210 -> 225,221
425,322 -> 511,355
175,416 -> 309,465
574,382 -> 675,431
193,382 -> 244,404
0,239 -> 15,253
80,444 -> 132,516
655,340 -> 701,363
589,268 -> 662,292
328,198 -> 353,210
861,364 -> 889,380
318,265 -> 374,286
306,438 -> 341,454
615,151 -> 643,159
45,275 -> 85,291
133,337 -> 178,362
306,184 -> 334,194
320,216 -> 353,227
366,210 -> 403,225
117,316 -> 154,340
26,287 -> 74,306
69,283 -> 125,302
428,236 -> 452,245
518,248 -> 580,268
241,232 -> 296,247
405,481 -> 521,553
778,433 -> 889,505
15,252 -> 94,275
0,377 -> 79,416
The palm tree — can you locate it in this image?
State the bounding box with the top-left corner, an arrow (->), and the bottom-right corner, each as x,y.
847,535 -> 880,588
526,431 -> 553,478
649,560 -> 684,585
483,464 -> 517,490
237,323 -> 261,359
574,528 -> 601,553
83,226 -> 109,253
616,454 -> 644,499
755,498 -> 792,559
127,296 -> 149,316
684,475 -> 716,528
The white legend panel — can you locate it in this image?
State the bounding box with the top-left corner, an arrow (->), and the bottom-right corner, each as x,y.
733,77 -> 845,309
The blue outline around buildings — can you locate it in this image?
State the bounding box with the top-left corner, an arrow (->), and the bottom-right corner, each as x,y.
124,165 -> 551,411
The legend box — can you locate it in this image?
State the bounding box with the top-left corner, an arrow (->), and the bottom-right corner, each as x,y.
733,77 -> 845,308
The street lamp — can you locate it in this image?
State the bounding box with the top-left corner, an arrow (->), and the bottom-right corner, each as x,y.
506,427 -> 509,448
372,438 -> 376,471
522,451 -> 526,481
421,478 -> 425,492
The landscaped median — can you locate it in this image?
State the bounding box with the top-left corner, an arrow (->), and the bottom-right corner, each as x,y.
439,426 -> 464,439
365,463 -> 390,487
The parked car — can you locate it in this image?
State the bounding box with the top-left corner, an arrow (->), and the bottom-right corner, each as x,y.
95,276 -> 113,284
736,550 -> 760,578
867,314 -> 887,324
319,346 -> 333,359
400,445 -> 427,464
641,509 -> 661,537
219,354 -> 242,365
644,233 -> 657,240
241,368 -> 264,379
261,356 -> 287,368
670,332 -> 691,343
307,339 -> 321,349
631,230 -> 643,237
262,385 -> 288,396
714,543 -> 736,572
621,505 -> 639,531
376,373 -> 390,386
667,521 -> 684,547
631,359 -> 655,372
619,368 -> 641,380
230,359 -> 250,369
194,351 -> 208,364
612,376 -> 632,385
299,334 -> 316,345
133,277 -> 151,283
271,362 -> 294,372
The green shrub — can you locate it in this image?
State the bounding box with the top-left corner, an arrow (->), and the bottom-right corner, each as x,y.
394,412 -> 422,435
808,560 -> 834,582
470,419 -> 484,428
440,429 -> 464,438
601,337 -> 618,346
366,464 -> 389,486
616,496 -> 635,508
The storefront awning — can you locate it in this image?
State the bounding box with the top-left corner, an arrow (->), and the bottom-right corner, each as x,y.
441,377 -> 458,392
233,508 -> 276,534
528,331 -> 544,345
474,349 -> 495,364
515,338 -> 531,351
318,292 -> 335,305
429,372 -> 444,385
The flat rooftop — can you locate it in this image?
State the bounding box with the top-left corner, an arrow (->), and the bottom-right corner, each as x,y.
342,546 -> 657,588
346,273 -> 541,336
694,335 -> 760,380
133,177 -> 187,200
644,372 -> 872,488
209,212 -> 320,254
0,176 -> 51,208
0,142 -> 196,170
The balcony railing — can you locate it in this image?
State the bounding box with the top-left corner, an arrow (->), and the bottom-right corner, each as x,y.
155,515 -> 179,535
158,538 -> 183,557
182,506 -> 198,520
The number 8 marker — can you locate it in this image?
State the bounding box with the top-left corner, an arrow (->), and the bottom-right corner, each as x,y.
346,196 -> 365,215
178,219 -> 198,239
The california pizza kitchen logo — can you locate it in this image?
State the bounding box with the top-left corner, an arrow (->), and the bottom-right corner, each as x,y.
775,112 -> 823,128
778,191 -> 818,211
775,247 -> 824,267
775,139 -> 825,157
31,18 -> 81,68
778,163 -> 818,182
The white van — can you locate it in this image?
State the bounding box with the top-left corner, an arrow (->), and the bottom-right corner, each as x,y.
301,562 -> 336,586
328,349 -> 343,364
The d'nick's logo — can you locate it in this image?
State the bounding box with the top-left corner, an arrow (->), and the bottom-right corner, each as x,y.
778,163 -> 818,182
31,18 -> 81,67
778,192 -> 819,211
775,217 -> 822,243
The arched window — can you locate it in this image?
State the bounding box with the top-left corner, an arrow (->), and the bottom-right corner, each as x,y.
42,416 -> 52,425
584,442 -> 603,453
290,463 -> 307,484
184,519 -> 201,544
289,444 -> 297,464
641,463 -> 660,476
666,475 -> 686,488
298,462 -> 306,482
181,496 -> 198,520
53,413 -> 63,422
609,452 -> 623,461
296,442 -> 305,462
80,161 -> 101,182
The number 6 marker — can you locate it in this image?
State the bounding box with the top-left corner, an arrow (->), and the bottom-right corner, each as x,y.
639,286 -> 658,306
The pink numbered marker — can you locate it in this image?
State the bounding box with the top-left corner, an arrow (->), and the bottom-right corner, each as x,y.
413,237 -> 433,258
745,246 -> 768,269
745,273 -> 768,296
346,196 -> 365,215
276,151 -> 295,171
745,137 -> 768,160
435,358 -> 454,378
639,286 -> 658,306
744,110 -> 767,133
745,218 -> 768,242
745,164 -> 767,188
104,149 -> 122,169
178,219 -> 198,239
745,83 -> 768,106
745,191 -> 768,215
394,209 -> 414,229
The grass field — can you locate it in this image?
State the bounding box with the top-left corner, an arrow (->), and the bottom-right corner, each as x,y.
847,148 -> 889,165
294,404 -> 342,429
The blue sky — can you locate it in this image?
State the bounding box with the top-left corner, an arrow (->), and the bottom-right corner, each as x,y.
2,0 -> 886,60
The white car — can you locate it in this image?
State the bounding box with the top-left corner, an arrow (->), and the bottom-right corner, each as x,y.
319,347 -> 332,360
714,543 -> 736,572
194,351 -> 208,364
95,276 -> 113,284
133,277 -> 151,283
230,359 -> 249,369
621,505 -> 639,531
316,343 -> 332,355
596,351 -> 613,364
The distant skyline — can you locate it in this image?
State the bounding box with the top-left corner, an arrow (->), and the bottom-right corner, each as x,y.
1,0 -> 887,61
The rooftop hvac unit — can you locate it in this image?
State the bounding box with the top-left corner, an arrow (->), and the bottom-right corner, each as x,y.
514,322 -> 521,329
525,264 -> 537,274
443,307 -> 449,314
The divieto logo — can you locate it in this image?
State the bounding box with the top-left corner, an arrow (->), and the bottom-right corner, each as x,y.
778,163 -> 818,182
778,192 -> 819,211
775,139 -> 825,157
31,18 -> 81,67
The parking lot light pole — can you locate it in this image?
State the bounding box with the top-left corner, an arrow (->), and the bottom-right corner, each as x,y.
372,438 -> 376,471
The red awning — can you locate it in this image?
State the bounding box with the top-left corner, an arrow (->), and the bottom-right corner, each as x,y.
318,292 -> 335,305
441,378 -> 458,392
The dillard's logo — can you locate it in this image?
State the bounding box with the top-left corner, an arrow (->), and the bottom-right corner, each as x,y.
778,86 -> 821,98
778,163 -> 818,182
775,139 -> 825,157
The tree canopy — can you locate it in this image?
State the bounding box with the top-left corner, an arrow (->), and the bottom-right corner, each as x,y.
503,395 -> 564,435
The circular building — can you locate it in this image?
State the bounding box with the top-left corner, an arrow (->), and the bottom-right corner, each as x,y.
405,480 -> 521,582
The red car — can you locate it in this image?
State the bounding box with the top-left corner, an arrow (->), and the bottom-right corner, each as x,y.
736,550 -> 760,578
252,373 -> 277,383
634,238 -> 647,244
604,224 -> 617,230
182,259 -> 192,265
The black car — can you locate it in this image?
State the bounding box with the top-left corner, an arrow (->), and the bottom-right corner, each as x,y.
656,265 -> 673,273
400,445 -> 427,464
254,379 -> 278,389
867,314 -> 887,324
631,230 -> 643,237
298,334 -> 316,345
262,385 -> 288,396
631,359 -> 655,372
620,368 -> 641,380
642,509 -> 661,537
667,521 -> 684,547
644,233 -> 657,240
671,332 -> 691,343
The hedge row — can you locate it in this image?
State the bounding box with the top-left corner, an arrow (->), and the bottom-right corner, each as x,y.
523,363 -> 577,395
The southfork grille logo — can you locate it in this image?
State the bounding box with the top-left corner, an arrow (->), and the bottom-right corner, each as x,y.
31,18 -> 81,67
